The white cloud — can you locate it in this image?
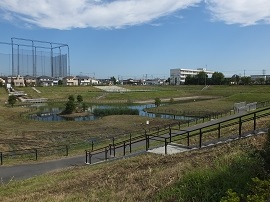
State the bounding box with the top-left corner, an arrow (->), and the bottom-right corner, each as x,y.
205,0 -> 270,26
0,0 -> 200,30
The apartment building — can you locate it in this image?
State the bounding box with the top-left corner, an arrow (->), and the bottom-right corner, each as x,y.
170,68 -> 214,85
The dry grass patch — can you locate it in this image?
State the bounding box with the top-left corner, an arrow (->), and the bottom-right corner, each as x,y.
0,134 -> 267,201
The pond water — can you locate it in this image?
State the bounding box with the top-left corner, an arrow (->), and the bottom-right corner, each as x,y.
29,104 -> 196,122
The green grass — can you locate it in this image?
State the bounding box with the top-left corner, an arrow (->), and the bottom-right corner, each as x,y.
157,152 -> 265,201
0,134 -> 268,201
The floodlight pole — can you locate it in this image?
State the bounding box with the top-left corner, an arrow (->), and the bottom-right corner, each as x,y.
68,45 -> 70,76
32,40 -> 35,77
50,43 -> 53,77
17,45 -> 19,75
59,47 -> 62,78
11,38 -> 14,76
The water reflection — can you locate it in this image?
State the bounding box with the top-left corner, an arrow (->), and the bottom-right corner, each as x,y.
29,104 -> 196,122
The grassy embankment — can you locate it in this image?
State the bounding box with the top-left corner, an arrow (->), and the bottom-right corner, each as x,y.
0,132 -> 269,201
1,85 -> 270,160
1,85 -> 270,201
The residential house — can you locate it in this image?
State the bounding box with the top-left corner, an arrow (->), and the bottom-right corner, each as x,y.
0,76 -> 6,86
12,75 -> 25,87
24,75 -> 37,86
77,75 -> 91,86
62,76 -> 79,86
37,76 -> 54,86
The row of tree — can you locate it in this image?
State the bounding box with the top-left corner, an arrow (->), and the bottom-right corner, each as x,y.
184,72 -> 270,85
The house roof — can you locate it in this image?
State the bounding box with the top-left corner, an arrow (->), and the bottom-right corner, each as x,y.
37,76 -> 53,80
76,75 -> 90,79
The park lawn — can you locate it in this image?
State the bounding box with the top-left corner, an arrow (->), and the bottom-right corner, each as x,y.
21,86 -> 103,101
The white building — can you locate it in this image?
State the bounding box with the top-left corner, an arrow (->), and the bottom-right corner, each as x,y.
170,68 -> 214,85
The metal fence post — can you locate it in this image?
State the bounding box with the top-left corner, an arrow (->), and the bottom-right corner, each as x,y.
85,150 -> 88,164
169,128 -> 172,143
109,144 -> 112,156
254,113 -> 256,131
35,149 -> 38,160
145,131 -> 148,151
187,131 -> 190,147
199,129 -> 202,148
218,123 -> 221,139
239,117 -> 242,138
165,139 -> 167,155
66,145 -> 68,156
91,141 -> 94,151
105,147 -> 108,160
88,152 -> 92,164
129,134 -> 132,153
123,141 -> 126,156
0,152 -> 2,165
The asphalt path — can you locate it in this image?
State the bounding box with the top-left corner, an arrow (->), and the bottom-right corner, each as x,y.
0,111 -> 247,184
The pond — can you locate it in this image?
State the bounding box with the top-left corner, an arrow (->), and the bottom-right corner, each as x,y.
29,104 -> 197,122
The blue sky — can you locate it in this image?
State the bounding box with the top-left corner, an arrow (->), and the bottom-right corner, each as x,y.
0,0 -> 270,79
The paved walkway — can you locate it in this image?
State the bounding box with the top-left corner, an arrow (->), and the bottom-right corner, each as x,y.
0,111 -> 262,184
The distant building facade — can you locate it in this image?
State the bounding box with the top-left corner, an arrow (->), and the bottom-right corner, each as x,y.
250,75 -> 270,82
170,68 -> 214,85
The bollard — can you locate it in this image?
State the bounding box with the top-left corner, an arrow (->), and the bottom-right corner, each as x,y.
91,141 -> 94,151
0,152 -> 2,165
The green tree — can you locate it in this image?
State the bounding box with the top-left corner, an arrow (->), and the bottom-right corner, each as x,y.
185,75 -> 196,85
68,95 -> 75,102
155,97 -> 161,107
64,100 -> 75,114
58,80 -> 63,85
240,76 -> 252,85
8,95 -> 16,107
77,95 -> 83,103
211,72 -> 225,85
196,71 -> 208,85
82,103 -> 88,111
111,76 -> 117,85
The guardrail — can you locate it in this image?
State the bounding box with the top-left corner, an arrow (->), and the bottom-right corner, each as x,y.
85,107 -> 270,164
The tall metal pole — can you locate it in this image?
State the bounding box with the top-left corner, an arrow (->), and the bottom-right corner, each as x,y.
59,47 -> 62,77
11,38 -> 14,76
68,45 -> 70,76
32,40 -> 35,77
17,45 -> 19,75
34,46 -> 37,77
50,43 -> 53,77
